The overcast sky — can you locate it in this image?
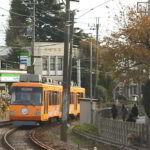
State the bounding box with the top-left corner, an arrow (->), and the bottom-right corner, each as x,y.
0,0 -> 148,46
71,0 -> 148,39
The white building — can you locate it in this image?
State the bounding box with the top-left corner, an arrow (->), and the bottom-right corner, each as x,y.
33,42 -> 79,82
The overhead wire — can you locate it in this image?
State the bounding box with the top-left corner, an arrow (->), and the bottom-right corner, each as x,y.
0,2 -> 105,67
0,6 -> 29,17
0,1 -> 103,49
76,0 -> 113,19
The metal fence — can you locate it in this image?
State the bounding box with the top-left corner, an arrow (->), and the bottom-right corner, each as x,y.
97,117 -> 150,149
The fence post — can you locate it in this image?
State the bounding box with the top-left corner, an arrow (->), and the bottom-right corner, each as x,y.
148,126 -> 150,149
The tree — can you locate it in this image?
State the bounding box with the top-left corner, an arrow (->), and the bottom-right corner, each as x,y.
100,6 -> 150,83
6,0 -> 65,44
6,0 -> 66,68
76,39 -> 115,99
95,85 -> 108,101
6,0 -> 31,47
6,0 -> 88,69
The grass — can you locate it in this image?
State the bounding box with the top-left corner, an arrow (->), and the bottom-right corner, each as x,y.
68,125 -> 118,150
73,123 -> 99,136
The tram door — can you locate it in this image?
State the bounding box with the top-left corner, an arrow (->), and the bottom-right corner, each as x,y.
44,91 -> 48,114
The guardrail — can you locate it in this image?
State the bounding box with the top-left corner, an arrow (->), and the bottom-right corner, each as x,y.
97,118 -> 149,149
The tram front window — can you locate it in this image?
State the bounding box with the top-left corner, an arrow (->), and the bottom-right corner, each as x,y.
11,87 -> 41,105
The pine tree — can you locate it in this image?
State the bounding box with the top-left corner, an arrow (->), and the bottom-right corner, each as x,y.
6,0 -> 65,45
5,0 -> 65,68
6,0 -> 88,72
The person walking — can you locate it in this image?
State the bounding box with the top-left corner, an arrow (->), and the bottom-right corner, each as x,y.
111,104 -> 118,119
121,104 -> 128,121
131,104 -> 138,121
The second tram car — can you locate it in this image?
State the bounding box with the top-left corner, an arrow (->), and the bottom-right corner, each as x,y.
9,76 -> 85,125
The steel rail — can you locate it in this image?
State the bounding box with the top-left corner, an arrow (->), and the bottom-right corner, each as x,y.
3,127 -> 18,150
30,130 -> 55,150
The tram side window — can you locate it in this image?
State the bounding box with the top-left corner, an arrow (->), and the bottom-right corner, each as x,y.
52,91 -> 57,105
49,91 -> 52,105
77,93 -> 81,104
72,93 -> 76,104
59,92 -> 62,105
57,92 -> 61,105
70,92 -> 73,104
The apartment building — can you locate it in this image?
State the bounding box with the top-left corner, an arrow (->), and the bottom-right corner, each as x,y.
33,42 -> 79,82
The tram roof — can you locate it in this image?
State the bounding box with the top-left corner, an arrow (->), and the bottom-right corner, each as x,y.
12,82 -> 85,93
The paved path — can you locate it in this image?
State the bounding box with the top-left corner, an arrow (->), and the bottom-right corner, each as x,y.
136,116 -> 145,124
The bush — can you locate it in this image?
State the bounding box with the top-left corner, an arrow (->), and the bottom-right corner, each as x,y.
95,85 -> 108,101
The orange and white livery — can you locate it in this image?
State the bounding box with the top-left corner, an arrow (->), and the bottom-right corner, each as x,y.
9,82 -> 85,125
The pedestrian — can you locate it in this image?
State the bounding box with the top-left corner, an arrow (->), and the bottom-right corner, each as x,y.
126,112 -> 136,122
131,104 -> 138,121
121,104 -> 128,121
111,104 -> 118,119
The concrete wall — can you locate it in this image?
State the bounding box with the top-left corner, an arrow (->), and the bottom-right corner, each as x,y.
80,99 -> 98,124
80,100 -> 91,124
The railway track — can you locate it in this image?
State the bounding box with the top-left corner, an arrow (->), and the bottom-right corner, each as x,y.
3,126 -> 48,150
2,121 -> 62,150
0,121 -> 12,150
2,120 -> 81,150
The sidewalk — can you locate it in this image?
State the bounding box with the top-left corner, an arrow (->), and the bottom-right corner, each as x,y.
136,116 -> 145,124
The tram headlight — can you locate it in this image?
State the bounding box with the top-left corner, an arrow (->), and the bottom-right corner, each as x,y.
9,111 -> 16,116
36,111 -> 40,116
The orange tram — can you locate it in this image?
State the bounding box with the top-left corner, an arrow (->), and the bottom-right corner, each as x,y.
9,80 -> 85,125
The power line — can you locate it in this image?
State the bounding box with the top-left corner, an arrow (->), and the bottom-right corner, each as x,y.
0,1 -> 100,48
0,6 -> 29,17
76,0 -> 113,19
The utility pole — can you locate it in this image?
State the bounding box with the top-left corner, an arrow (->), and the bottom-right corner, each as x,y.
90,40 -> 93,124
61,0 -> 70,142
68,11 -> 75,117
67,10 -> 75,128
88,18 -> 100,97
77,59 -> 81,86
68,11 -> 75,88
32,0 -> 35,74
95,17 -> 100,94
29,0 -> 35,74
61,0 -> 79,142
148,0 -> 150,15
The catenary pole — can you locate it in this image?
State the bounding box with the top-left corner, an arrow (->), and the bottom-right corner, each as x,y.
68,11 -> 75,89
61,0 -> 70,142
148,0 -> 150,16
95,17 -> 99,97
30,0 -> 35,74
90,40 -> 93,124
68,11 -> 75,117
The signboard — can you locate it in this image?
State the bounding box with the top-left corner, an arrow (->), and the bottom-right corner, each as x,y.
20,56 -> 28,64
20,64 -> 27,70
0,74 -> 20,82
18,51 -> 30,66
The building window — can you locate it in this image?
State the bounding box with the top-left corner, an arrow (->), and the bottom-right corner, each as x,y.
50,57 -> 55,71
42,57 -> 48,71
58,57 -> 63,70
